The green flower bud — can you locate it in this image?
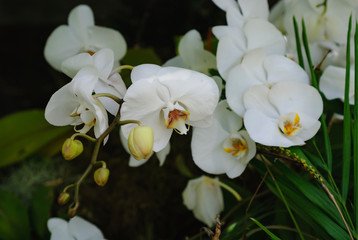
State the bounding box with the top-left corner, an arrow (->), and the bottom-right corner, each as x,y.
128,125 -> 154,160
68,202 -> 79,218
94,167 -> 110,186
62,138 -> 83,160
57,192 -> 70,205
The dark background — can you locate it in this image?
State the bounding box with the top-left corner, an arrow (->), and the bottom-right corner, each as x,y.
0,1 -> 279,239
0,0 -> 279,117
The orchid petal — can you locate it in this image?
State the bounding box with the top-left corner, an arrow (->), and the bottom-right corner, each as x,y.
320,66 -> 354,104
48,218 -> 74,240
238,0 -> 269,19
69,216 -> 105,240
192,120 -> 236,174
87,26 -> 127,62
244,19 -> 286,55
45,82 -> 78,126
44,25 -> 82,71
215,36 -> 245,79
92,48 -> 114,80
131,64 -> 162,83
178,30 -> 203,65
107,72 -> 127,97
244,109 -> 304,147
213,100 -> 243,133
211,0 -> 237,11
157,67 -> 219,122
68,5 -> 94,43
243,84 -> 279,119
264,55 -> 309,84
195,178 -> 224,227
163,56 -> 187,68
129,156 -> 150,167
61,53 -> 93,78
156,143 -> 170,166
94,81 -> 120,116
269,81 -> 323,119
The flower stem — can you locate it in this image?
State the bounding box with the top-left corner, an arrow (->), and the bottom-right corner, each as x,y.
92,93 -> 122,103
118,120 -> 142,126
70,133 -> 96,142
73,100 -> 123,204
110,65 -> 134,76
218,181 -> 242,201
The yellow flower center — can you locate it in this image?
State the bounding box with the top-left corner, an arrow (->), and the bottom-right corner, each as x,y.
165,109 -> 190,134
279,113 -> 301,136
223,138 -> 247,157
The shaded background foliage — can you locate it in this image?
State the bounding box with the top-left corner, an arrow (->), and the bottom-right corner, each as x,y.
0,0 -> 280,239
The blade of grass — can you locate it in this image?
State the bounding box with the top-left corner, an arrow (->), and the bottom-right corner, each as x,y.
263,158 -> 305,240
250,218 -> 282,240
293,16 -> 304,69
301,19 -> 333,171
354,20 -> 358,237
342,15 -> 352,203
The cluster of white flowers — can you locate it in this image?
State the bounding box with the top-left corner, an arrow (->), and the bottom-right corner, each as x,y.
43,0 -> 353,233
270,0 -> 358,104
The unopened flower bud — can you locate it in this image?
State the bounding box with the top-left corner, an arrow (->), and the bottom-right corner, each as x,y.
128,125 -> 154,160
57,192 -> 70,205
62,138 -> 83,160
94,167 -> 110,186
68,202 -> 79,218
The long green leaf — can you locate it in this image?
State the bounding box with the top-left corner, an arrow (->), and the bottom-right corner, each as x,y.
254,159 -> 351,239
0,110 -> 71,167
301,19 -> 333,171
354,20 -> 358,236
0,190 -> 31,240
342,15 -> 352,203
29,186 -> 53,239
250,217 -> 281,240
292,16 -> 304,69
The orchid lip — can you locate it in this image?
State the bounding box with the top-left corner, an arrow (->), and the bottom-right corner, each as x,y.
278,112 -> 302,136
223,135 -> 248,159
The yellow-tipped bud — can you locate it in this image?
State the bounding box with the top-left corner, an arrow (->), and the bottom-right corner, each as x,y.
94,167 -> 110,186
57,192 -> 70,205
128,125 -> 154,160
62,138 -> 83,160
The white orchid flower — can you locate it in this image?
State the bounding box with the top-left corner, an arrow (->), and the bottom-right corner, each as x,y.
191,100 -> 256,178
44,4 -> 127,71
61,48 -> 126,115
243,81 -> 323,147
320,65 -> 355,104
212,0 -> 269,27
120,64 -> 219,152
225,49 -> 309,117
164,29 -> 216,75
182,176 -> 224,227
47,216 -> 106,240
212,18 -> 286,79
45,67 -> 108,139
119,130 -> 171,167
273,0 -> 356,64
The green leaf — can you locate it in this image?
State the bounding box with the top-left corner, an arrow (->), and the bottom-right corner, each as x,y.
0,190 -> 31,240
250,217 -> 281,240
0,110 -> 71,167
253,159 -> 351,240
342,15 -> 352,203
29,186 -> 54,239
301,19 -> 333,171
292,16 -> 304,69
122,47 -> 162,66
